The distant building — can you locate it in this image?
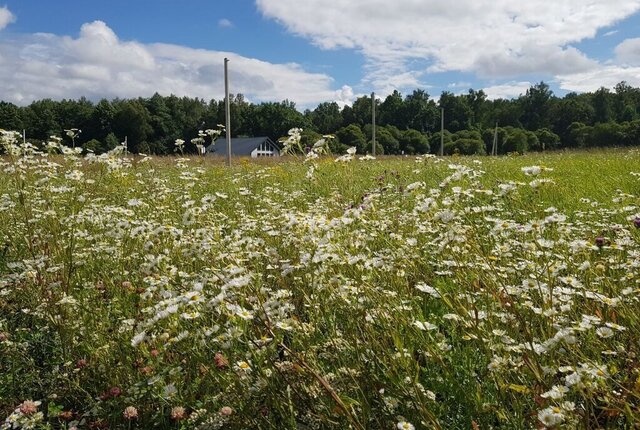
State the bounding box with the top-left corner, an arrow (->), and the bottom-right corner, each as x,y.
205,137 -> 280,158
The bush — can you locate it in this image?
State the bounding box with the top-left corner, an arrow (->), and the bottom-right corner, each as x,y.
534,128 -> 560,151
502,129 -> 529,154
444,138 -> 486,155
82,139 -> 103,153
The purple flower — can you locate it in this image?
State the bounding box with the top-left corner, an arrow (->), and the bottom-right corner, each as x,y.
595,236 -> 606,247
634,217 -> 640,229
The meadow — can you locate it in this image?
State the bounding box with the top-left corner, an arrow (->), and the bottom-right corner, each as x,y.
1,131 -> 640,429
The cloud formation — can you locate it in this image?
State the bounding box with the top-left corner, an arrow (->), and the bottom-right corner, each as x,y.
257,0 -> 640,93
482,82 -> 532,100
615,37 -> 640,65
0,21 -> 353,108
557,65 -> 640,92
0,5 -> 15,30
218,18 -> 234,29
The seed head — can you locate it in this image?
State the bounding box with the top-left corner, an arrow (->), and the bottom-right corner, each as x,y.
123,406 -> 138,420
19,400 -> 39,416
171,406 -> 186,421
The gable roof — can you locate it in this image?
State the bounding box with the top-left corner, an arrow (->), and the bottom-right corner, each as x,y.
205,137 -> 280,156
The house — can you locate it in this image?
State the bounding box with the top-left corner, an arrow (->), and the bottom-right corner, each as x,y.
205,137 -> 280,158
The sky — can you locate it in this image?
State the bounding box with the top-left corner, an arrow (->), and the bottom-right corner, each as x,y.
1,0 -> 640,109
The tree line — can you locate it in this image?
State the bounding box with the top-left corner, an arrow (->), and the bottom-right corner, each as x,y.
1,81 -> 640,155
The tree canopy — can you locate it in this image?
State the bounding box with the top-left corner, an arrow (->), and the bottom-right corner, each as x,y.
2,81 -> 640,155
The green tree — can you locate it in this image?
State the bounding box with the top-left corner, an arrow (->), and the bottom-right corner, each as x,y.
22,99 -> 60,140
379,90 -> 404,128
549,94 -> 594,145
374,126 -> 400,154
405,90 -> 438,132
311,102 -> 343,134
335,124 -> 367,153
399,129 -> 430,154
112,100 -> 153,153
520,81 -> 553,130
439,91 -> 471,132
251,100 -> 307,142
534,128 -> 560,151
502,128 -> 529,153
0,102 -> 22,131
592,87 -> 613,124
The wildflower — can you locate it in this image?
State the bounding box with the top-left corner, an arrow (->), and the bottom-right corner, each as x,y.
75,359 -> 87,369
565,372 -> 581,386
234,360 -> 252,373
170,406 -> 186,421
596,326 -> 614,338
595,236 -> 606,247
19,400 -> 40,416
214,352 -> 229,369
219,406 -> 233,416
538,406 -> 564,427
397,421 -> 415,430
540,385 -> 569,399
123,406 -> 138,420
634,217 -> 640,228
163,384 -> 178,399
59,410 -> 74,421
415,283 -> 440,297
110,387 -> 122,398
413,320 -> 438,331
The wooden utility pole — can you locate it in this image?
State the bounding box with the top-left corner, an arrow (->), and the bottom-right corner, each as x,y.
439,108 -> 444,156
491,122 -> 498,156
224,58 -> 231,167
371,92 -> 376,156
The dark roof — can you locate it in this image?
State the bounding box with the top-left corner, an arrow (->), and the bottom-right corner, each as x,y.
205,137 -> 280,156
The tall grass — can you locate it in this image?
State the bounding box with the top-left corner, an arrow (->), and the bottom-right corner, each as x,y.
1,140 -> 639,429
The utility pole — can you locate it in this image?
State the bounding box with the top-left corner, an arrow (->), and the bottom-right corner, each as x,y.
224,58 -> 231,167
439,108 -> 444,156
492,122 -> 498,156
22,130 -> 26,145
371,92 -> 376,156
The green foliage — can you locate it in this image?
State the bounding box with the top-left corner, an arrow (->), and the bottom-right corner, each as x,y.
82,138 -> 103,153
375,126 -> 400,154
336,124 -> 367,153
502,128 -> 529,153
534,128 -> 560,150
398,129 -> 430,154
8,80 -> 640,155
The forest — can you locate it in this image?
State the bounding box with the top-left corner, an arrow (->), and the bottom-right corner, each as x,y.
1,81 -> 640,155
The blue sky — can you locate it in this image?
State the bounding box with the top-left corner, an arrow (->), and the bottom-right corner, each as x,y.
1,0 -> 640,109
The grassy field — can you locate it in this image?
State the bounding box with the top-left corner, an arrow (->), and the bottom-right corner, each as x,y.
1,141 -> 640,429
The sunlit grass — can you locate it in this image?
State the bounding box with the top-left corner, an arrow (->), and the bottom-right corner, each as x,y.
1,140 -> 640,429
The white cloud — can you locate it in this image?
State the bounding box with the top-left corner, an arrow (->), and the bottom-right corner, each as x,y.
615,37 -> 640,65
448,82 -> 472,89
218,18 -> 233,29
483,81 -> 532,99
257,0 -> 640,91
0,21 -> 347,108
0,5 -> 15,30
557,65 -> 640,92
556,38 -> 640,92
